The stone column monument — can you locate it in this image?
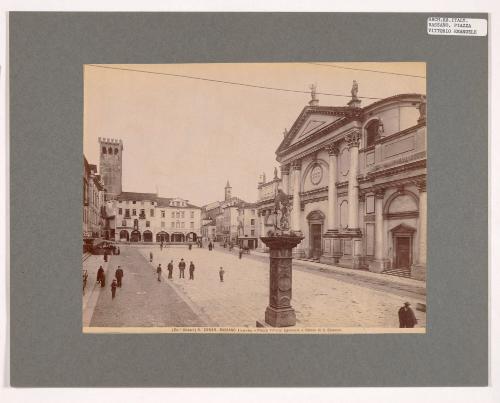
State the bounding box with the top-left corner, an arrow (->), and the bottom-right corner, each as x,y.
257,188 -> 303,327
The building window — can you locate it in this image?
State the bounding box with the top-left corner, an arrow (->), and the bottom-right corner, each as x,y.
190,211 -> 194,218
132,209 -> 137,216
161,210 -> 165,218
122,220 -> 126,226
181,222 -> 185,228
171,212 -> 175,218
161,221 -> 165,228
176,222 -> 180,228
176,212 -> 180,218
171,222 -> 175,228
251,230 -> 255,236
114,148 -> 118,155
365,120 -> 379,147
190,222 -> 194,228
250,219 -> 255,225
102,147 -> 107,154
118,208 -> 122,215
150,209 -> 154,217
146,221 -> 150,227
140,209 -> 145,218
181,211 -> 185,218
125,209 -> 130,218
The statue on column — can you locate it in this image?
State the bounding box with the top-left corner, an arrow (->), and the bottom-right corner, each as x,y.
272,189 -> 291,233
274,167 -> 278,180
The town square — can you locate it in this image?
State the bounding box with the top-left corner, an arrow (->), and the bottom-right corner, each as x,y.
82,62 -> 427,332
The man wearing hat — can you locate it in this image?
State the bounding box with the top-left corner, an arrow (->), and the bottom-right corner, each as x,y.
398,302 -> 418,328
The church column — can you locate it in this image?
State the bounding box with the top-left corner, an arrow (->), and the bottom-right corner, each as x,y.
346,130 -> 361,231
412,180 -> 427,280
326,144 -> 339,231
369,189 -> 387,273
291,160 -> 302,233
280,164 -> 290,194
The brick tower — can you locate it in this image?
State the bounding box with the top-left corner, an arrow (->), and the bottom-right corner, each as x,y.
98,137 -> 123,199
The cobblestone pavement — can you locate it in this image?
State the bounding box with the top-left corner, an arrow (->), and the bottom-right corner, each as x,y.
86,246 -> 204,327
136,244 -> 426,329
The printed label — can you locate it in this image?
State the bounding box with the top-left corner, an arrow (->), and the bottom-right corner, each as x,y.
427,17 -> 487,36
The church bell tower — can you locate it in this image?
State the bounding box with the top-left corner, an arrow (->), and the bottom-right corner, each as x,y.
224,180 -> 232,202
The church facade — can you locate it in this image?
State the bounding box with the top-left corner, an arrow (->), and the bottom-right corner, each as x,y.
257,86 -> 427,280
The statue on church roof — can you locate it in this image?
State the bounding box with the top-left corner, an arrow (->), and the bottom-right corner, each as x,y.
274,166 -> 278,180
309,83 -> 319,106
351,80 -> 359,100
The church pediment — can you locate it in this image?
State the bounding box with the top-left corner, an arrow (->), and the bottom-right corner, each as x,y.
276,106 -> 361,156
288,115 -> 341,146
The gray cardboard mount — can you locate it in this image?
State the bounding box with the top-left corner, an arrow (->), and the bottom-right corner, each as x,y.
9,12 -> 488,387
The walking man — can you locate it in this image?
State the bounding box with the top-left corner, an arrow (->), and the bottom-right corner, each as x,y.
115,266 -> 124,287
156,264 -> 162,282
167,260 -> 174,279
398,302 -> 418,328
179,258 -> 186,278
189,261 -> 195,280
111,278 -> 117,299
150,251 -> 153,263
219,267 -> 225,282
97,265 -> 104,285
239,247 -> 243,259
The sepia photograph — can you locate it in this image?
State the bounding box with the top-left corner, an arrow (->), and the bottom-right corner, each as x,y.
82,62 -> 427,333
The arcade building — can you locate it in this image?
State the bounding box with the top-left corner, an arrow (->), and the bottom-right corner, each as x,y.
257,85 -> 427,280
97,137 -> 201,243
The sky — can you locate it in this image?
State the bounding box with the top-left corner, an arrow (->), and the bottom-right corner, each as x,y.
83,62 -> 426,207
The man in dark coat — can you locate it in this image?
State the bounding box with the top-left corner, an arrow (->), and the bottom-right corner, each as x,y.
167,260 -> 174,279
179,258 -> 186,278
189,261 -> 195,280
97,266 -> 104,285
150,251 -> 153,263
115,266 -> 124,287
208,242 -> 212,251
398,302 -> 418,328
103,250 -> 108,262
111,279 -> 117,299
156,264 -> 162,282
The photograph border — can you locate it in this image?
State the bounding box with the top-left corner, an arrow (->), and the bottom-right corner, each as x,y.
9,12 -> 488,387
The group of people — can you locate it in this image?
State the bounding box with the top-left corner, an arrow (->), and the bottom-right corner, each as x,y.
155,258 -> 196,281
96,265 -> 124,299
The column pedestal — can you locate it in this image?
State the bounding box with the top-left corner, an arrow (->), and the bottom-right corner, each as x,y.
368,259 -> 389,273
337,230 -> 364,269
257,234 -> 303,327
319,230 -> 342,265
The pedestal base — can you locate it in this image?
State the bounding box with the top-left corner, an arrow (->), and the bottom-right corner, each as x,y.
319,255 -> 340,265
265,306 -> 296,327
411,264 -> 427,281
338,255 -> 364,270
369,259 -> 389,273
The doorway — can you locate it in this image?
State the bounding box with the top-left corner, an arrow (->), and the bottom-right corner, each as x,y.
310,224 -> 323,259
395,236 -> 411,268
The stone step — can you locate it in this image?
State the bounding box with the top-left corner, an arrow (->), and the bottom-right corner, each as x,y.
382,268 -> 412,278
